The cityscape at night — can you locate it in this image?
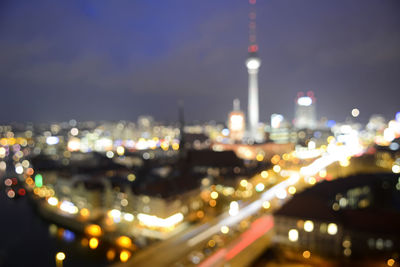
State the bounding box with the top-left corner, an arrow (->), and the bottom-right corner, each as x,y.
1,1 -> 400,267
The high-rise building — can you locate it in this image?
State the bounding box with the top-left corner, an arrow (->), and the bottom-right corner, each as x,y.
294,91 -> 317,129
246,0 -> 261,141
228,99 -> 245,142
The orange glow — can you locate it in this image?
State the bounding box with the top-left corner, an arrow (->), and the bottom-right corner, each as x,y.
209,199 -> 217,207
116,236 -> 132,248
80,208 -> 90,218
106,249 -> 116,261
85,224 -> 102,237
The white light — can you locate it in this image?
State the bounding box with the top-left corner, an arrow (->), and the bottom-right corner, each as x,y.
230,115 -> 244,131
246,58 -> 261,70
60,201 -> 78,214
229,201 -> 239,216
46,136 -> 59,145
70,128 -> 79,136
255,183 -> 265,192
271,114 -> 284,129
137,212 -> 184,228
304,220 -> 314,232
384,128 -> 396,142
308,141 -> 316,150
288,229 -> 299,242
327,223 -> 338,235
276,188 -> 287,199
297,96 -> 312,106
67,138 -> 81,151
48,197 -> 59,206
392,165 -> 400,174
123,213 -> 134,222
106,151 -> 114,158
15,165 -> 24,174
110,209 -> 121,218
351,108 -> 360,117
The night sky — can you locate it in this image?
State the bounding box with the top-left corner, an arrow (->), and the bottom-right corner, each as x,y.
0,0 -> 399,124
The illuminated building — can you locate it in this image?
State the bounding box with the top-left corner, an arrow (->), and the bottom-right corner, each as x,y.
269,114 -> 292,144
228,99 -> 245,142
274,173 -> 400,258
294,91 -> 317,129
246,0 -> 261,142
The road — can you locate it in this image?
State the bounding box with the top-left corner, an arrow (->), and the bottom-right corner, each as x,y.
115,139 -> 367,267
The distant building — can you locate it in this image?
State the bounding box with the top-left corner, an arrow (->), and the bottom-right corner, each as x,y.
228,99 -> 245,142
274,173 -> 400,259
294,91 -> 317,130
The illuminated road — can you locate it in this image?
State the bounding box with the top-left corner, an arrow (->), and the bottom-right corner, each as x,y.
116,139 -> 365,267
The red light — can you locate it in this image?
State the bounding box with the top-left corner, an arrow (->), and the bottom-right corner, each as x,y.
249,0 -> 256,4
12,178 -> 18,185
248,44 -> 258,53
18,188 -> 26,196
307,91 -> 314,97
297,92 -> 304,98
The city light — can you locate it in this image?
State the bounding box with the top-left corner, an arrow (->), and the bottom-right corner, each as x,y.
137,212 -> 184,228
120,250 -> 131,262
55,252 -> 66,261
48,197 -> 59,206
85,224 -> 102,237
297,96 -> 312,106
327,223 -> 338,235
288,229 -> 298,242
304,220 -> 314,232
89,237 -> 99,249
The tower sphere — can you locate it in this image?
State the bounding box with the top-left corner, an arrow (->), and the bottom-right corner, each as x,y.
246,57 -> 261,70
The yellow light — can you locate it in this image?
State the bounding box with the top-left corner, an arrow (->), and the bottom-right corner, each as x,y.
304,220 -> 314,232
208,239 -> 216,247
89,237 -> 99,249
116,236 -> 132,248
319,170 -> 327,178
327,223 -> 338,235
120,250 -> 131,262
302,250 -> 311,259
273,165 -> 281,173
288,229 -> 298,242
256,154 -> 264,161
116,146 -> 125,156
261,171 -> 268,178
271,154 -> 280,164
137,212 -> 184,228
56,252 -> 66,261
240,179 -> 248,187
221,226 -> 229,234
80,208 -> 90,218
262,201 -> 271,209
288,186 -> 296,195
127,173 -> 136,181
85,224 -> 102,237
339,160 -> 350,167
172,143 -> 179,150
308,177 -> 316,185
210,191 -> 219,199
387,258 -> 395,266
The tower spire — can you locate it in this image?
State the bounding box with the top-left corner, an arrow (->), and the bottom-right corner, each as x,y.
246,0 -> 261,141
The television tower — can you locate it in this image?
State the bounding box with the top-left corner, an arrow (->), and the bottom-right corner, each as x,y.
246,0 -> 261,141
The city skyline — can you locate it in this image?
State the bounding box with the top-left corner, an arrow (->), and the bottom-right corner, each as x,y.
1,0 -> 399,124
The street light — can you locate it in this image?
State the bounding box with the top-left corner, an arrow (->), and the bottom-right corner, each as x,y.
55,252 -> 65,267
